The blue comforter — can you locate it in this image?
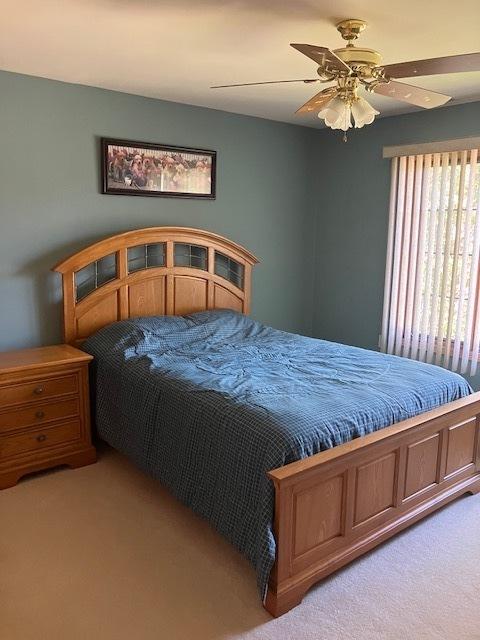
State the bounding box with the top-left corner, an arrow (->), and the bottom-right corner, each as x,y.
83,309 -> 471,599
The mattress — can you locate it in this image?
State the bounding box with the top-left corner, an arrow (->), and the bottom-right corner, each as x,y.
83,309 -> 471,599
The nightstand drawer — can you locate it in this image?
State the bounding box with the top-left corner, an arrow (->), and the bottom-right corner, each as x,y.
0,374 -> 77,408
0,398 -> 79,434
0,420 -> 81,459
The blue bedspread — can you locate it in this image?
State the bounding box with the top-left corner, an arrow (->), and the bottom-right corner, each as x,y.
83,309 -> 471,599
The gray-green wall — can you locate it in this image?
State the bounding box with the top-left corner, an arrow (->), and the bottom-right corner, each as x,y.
0,70 -> 312,350
1,68 -> 480,388
309,100 -> 480,387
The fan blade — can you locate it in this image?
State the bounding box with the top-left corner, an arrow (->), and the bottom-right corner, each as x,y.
382,52 -> 480,79
290,44 -> 352,73
295,87 -> 337,115
211,79 -> 319,89
373,80 -> 451,108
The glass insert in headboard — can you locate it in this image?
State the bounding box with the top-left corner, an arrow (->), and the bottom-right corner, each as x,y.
214,251 -> 245,290
174,243 -> 207,270
75,253 -> 117,302
127,243 -> 166,273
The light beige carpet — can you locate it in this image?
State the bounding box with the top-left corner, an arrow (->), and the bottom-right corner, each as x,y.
1,447 -> 479,640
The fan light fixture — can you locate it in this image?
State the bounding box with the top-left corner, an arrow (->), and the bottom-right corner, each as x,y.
318,95 -> 379,133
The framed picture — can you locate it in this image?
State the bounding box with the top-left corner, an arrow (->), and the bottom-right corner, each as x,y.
101,137 -> 216,199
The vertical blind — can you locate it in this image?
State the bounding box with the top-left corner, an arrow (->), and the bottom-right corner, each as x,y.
380,148 -> 480,375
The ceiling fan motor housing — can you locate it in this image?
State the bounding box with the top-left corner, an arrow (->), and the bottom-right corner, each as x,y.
334,20 -> 383,78
333,47 -> 383,71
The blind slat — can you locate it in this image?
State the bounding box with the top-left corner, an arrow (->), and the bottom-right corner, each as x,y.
467,169 -> 480,375
395,155 -> 416,356
451,152 -> 475,371
444,151 -> 468,365
403,155 -> 424,358
437,152 -> 459,366
418,154 -> 441,362
426,153 -> 450,364
410,154 -> 432,360
387,156 -> 407,355
380,158 -> 399,353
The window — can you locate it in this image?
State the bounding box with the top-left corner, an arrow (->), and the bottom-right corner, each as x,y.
214,251 -> 245,290
127,243 -> 166,273
74,253 -> 117,302
173,243 -> 207,270
380,148 -> 480,375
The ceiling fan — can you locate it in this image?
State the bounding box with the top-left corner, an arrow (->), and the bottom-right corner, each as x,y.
211,19 -> 480,139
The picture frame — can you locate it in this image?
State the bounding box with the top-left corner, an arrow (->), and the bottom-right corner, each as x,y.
101,137 -> 216,199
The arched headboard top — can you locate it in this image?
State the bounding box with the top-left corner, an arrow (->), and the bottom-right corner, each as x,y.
53,226 -> 258,274
53,226 -> 259,346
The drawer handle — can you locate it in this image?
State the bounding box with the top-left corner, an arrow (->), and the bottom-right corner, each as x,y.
33,387 -> 44,395
36,434 -> 47,443
35,411 -> 45,419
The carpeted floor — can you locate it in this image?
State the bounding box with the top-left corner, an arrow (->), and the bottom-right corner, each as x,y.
1,446 -> 479,640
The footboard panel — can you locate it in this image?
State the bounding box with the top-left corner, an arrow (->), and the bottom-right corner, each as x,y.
266,393 -> 480,616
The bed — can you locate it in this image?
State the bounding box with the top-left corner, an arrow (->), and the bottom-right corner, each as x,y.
53,226 -> 480,617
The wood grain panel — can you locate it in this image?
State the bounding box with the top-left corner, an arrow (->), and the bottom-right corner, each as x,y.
173,276 -> 208,316
445,418 -> 476,477
404,433 -> 440,498
354,452 -> 397,525
128,277 -> 165,318
214,284 -> 243,312
0,346 -> 90,375
0,398 -> 79,434
0,420 -> 81,459
266,395 -> 480,618
293,474 -> 344,556
76,292 -> 119,338
0,374 -> 77,408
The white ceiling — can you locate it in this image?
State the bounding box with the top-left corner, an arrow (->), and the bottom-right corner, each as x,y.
1,0 -> 479,128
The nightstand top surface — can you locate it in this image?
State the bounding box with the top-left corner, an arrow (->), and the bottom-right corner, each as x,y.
0,345 -> 92,374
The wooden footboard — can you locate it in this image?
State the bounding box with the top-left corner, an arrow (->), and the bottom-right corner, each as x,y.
265,392 -> 480,617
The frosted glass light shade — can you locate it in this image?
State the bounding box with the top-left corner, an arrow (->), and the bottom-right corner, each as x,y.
351,97 -> 380,128
318,97 -> 352,132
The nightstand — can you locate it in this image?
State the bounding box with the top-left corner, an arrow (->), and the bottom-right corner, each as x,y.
0,345 -> 96,489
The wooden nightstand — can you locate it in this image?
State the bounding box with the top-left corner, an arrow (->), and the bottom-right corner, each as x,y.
0,345 -> 96,489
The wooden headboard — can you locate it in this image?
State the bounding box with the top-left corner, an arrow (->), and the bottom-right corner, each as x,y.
53,227 -> 259,346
